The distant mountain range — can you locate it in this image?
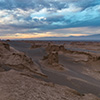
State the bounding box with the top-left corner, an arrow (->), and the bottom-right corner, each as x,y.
26,34 -> 100,41
11,34 -> 100,41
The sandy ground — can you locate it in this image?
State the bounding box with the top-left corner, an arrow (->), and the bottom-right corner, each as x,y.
8,41 -> 100,98
0,70 -> 99,100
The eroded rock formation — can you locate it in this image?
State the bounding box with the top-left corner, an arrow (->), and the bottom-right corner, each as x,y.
43,51 -> 59,65
30,42 -> 41,49
46,43 -> 65,52
43,43 -> 64,70
0,41 -> 100,100
0,41 -> 43,75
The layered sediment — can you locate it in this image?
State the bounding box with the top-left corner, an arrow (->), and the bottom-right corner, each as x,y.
0,41 -> 43,75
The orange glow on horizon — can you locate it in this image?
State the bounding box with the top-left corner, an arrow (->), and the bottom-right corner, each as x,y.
0,32 -> 88,40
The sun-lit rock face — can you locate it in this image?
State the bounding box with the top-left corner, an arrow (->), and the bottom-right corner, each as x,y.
0,41 -> 43,75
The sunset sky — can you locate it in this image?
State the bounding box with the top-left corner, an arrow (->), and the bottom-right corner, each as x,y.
0,0 -> 100,39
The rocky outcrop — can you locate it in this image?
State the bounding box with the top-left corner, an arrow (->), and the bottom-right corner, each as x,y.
43,43 -> 64,70
30,43 -> 41,49
6,39 -> 11,42
0,42 -> 10,52
0,41 -> 43,75
0,70 -> 99,100
43,51 -> 59,65
46,43 -> 65,52
0,41 -> 100,100
45,42 -> 100,63
64,48 -> 100,62
65,41 -> 100,62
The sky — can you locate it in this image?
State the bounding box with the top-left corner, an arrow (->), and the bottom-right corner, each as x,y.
0,0 -> 100,39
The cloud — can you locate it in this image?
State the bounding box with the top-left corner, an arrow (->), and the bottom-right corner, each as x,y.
1,27 -> 100,39
0,0 -> 100,39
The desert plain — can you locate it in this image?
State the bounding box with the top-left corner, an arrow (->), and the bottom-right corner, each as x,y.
0,40 -> 100,100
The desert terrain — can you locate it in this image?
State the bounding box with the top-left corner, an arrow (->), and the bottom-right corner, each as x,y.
0,40 -> 100,100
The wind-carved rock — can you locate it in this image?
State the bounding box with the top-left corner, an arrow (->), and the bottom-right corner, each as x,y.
6,39 -> 11,42
3,42 -> 10,50
0,42 -> 10,51
0,41 -> 44,76
43,51 -> 59,65
43,43 -> 64,70
31,42 -> 41,49
46,43 -> 66,52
